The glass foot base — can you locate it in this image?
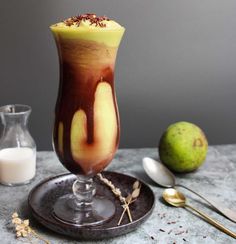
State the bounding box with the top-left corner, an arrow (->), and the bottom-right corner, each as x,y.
53,194 -> 116,226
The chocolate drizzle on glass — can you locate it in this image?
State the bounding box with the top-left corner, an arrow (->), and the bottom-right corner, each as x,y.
63,13 -> 110,27
53,38 -> 120,175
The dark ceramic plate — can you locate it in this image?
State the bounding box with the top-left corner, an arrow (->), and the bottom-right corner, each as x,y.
28,171 -> 155,240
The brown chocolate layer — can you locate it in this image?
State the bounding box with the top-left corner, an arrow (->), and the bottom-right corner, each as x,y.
53,38 -> 120,175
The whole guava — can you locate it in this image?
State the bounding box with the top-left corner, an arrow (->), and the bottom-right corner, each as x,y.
159,121 -> 208,173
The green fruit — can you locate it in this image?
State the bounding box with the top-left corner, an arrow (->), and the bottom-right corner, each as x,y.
159,121 -> 208,173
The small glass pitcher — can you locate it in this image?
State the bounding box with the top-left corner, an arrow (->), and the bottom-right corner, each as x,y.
0,104 -> 36,186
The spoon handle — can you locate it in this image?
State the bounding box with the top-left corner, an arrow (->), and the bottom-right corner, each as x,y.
185,204 -> 236,239
176,184 -> 236,222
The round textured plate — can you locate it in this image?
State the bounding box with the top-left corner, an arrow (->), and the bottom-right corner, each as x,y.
28,171 -> 155,240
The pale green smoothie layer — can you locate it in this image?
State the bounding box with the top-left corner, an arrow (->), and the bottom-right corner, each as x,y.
50,16 -> 125,47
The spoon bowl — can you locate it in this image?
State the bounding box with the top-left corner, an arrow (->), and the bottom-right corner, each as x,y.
142,157 -> 175,187
162,188 -> 185,207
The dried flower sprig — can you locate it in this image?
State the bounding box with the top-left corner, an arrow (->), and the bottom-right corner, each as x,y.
11,212 -> 50,244
97,173 -> 132,222
12,213 -> 31,238
117,180 -> 141,225
97,173 -> 141,225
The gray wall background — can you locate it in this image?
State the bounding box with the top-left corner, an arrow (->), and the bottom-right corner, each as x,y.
1,0 -> 236,150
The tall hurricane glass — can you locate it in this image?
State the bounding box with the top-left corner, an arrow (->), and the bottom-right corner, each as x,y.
50,15 -> 125,226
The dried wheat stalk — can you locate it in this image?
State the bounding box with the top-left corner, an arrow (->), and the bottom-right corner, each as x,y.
97,173 -> 141,225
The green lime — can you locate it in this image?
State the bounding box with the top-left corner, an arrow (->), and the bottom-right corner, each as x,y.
159,121 -> 208,173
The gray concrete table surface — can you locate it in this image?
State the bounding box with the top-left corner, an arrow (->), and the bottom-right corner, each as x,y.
0,145 -> 236,244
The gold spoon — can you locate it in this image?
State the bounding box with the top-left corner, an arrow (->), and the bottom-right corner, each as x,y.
163,188 -> 236,239
143,157 -> 236,222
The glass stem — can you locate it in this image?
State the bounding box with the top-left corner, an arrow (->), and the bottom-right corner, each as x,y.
72,175 -> 96,211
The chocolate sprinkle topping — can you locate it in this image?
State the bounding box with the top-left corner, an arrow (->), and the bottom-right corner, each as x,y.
63,13 -> 110,27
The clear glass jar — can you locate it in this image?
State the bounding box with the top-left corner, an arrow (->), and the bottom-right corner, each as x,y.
0,104 -> 36,186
